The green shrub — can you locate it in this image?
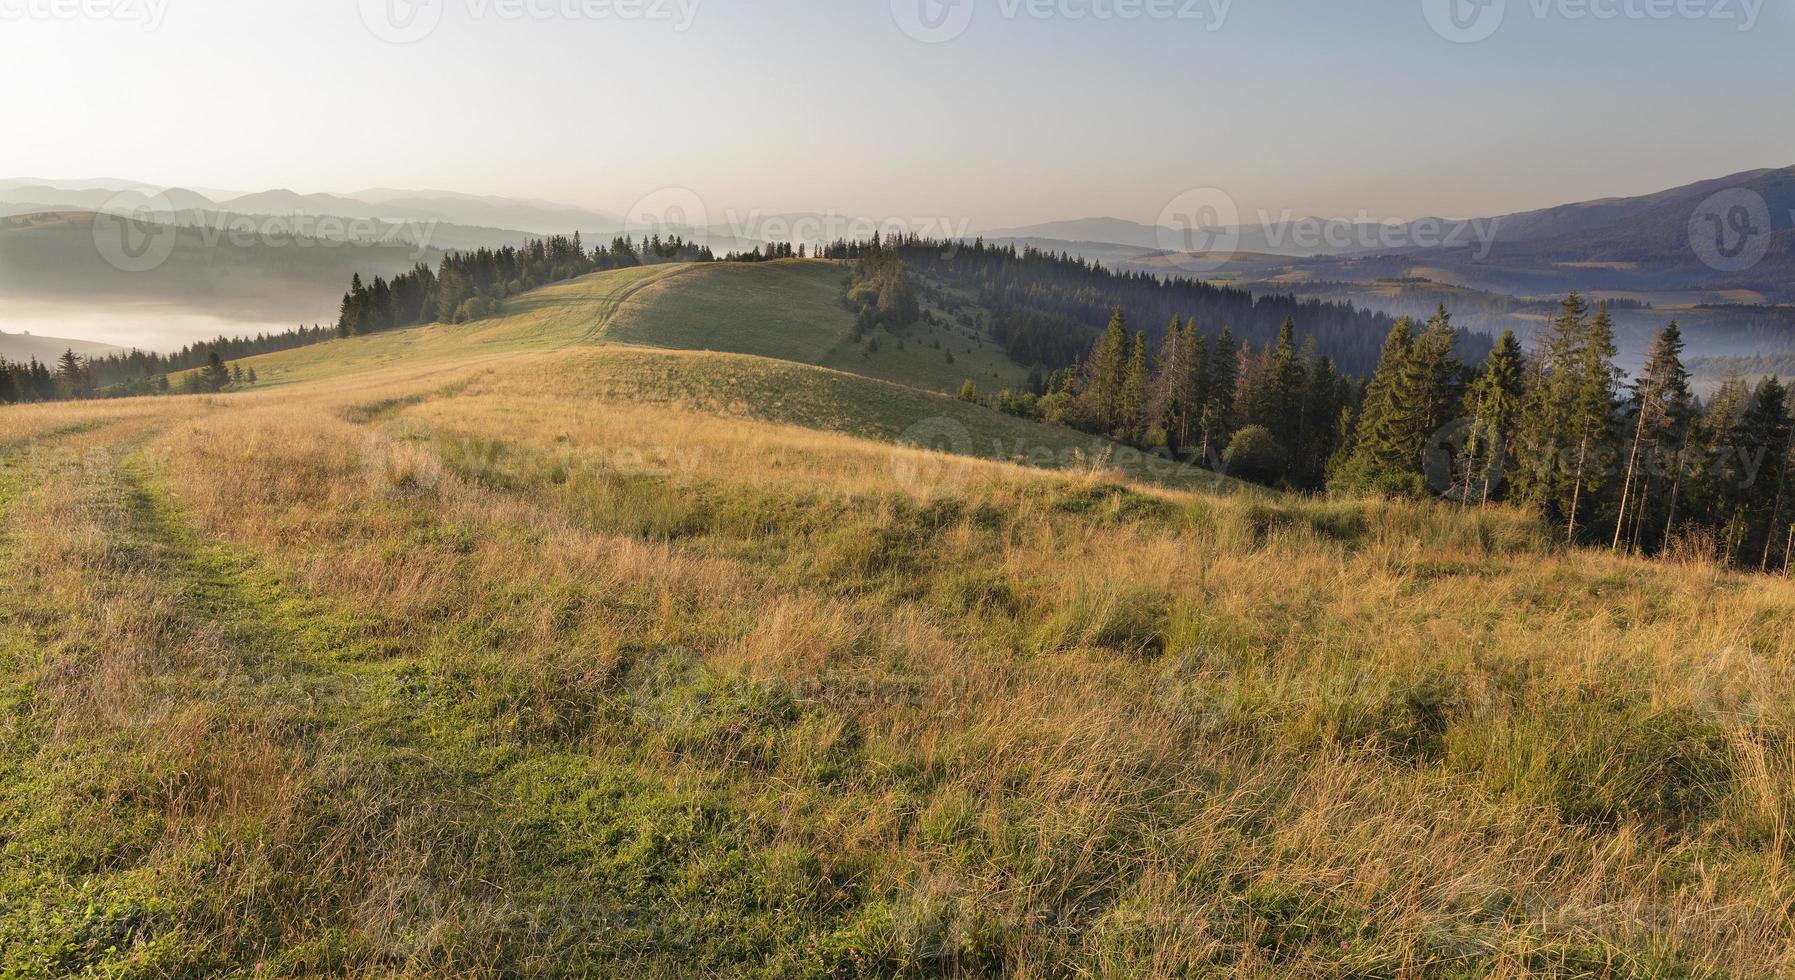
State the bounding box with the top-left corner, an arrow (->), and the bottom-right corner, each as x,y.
1222,425 -> 1285,485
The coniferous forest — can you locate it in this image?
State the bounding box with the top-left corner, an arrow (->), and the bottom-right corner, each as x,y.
818,234 -> 1482,377
1012,286 -> 1795,569
13,235 -> 1795,572
1336,295 -> 1795,570
983,307 -> 1353,494
331,233 -> 714,338
0,327 -> 323,401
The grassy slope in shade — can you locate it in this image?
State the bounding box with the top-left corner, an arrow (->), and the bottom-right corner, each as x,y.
602,259 -> 1032,396
457,346 -> 1236,492
237,263 -> 683,387
229,261 -> 1239,493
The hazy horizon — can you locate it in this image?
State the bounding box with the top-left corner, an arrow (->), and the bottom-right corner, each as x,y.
8,161 -> 1795,231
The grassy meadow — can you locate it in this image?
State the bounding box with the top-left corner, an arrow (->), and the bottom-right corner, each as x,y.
603,260 -> 1031,396
4,263 -> 1795,977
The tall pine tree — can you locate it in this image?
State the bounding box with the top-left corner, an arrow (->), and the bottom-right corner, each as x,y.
1079,308 -> 1129,433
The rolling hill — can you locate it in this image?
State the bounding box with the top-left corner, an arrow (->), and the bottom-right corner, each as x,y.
5,253 -> 1793,976
232,261 -> 1239,494
0,330 -> 125,363
601,261 -> 1032,396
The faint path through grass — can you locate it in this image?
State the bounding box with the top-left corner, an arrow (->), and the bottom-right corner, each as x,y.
0,420 -> 871,976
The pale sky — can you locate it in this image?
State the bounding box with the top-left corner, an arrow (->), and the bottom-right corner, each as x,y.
3,0 -> 1791,227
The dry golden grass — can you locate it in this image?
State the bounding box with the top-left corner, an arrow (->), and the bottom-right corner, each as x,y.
4,313 -> 1794,977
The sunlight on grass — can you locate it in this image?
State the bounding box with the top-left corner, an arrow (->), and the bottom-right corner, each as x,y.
4,269 -> 1794,977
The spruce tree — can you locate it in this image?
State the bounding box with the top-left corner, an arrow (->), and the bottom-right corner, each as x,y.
1616,323 -> 1693,551
1184,321 -> 1210,456
204,351 -> 229,392
367,277 -> 393,333
1233,342 -> 1269,433
1118,331 -> 1150,443
1758,387 -> 1795,571
1562,304 -> 1620,542
1079,308 -> 1129,433
1513,294 -> 1590,522
1404,307 -> 1463,450
1332,318 -> 1417,494
56,349 -> 85,399
1200,326 -> 1238,464
1687,375 -> 1751,556
29,359 -> 53,401
1149,316 -> 1187,451
1734,377 -> 1793,566
1462,330 -> 1525,504
1294,350 -> 1346,490
1263,317 -> 1304,455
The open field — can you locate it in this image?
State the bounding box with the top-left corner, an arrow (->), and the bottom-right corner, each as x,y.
5,265 -> 1795,977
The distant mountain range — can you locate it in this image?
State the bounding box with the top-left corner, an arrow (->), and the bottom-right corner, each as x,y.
9,166 -> 1792,273
990,164 -> 1795,306
1425,165 -> 1795,281
4,167 -> 1792,356
0,181 -> 626,238
990,165 -> 1795,301
0,181 -> 835,258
